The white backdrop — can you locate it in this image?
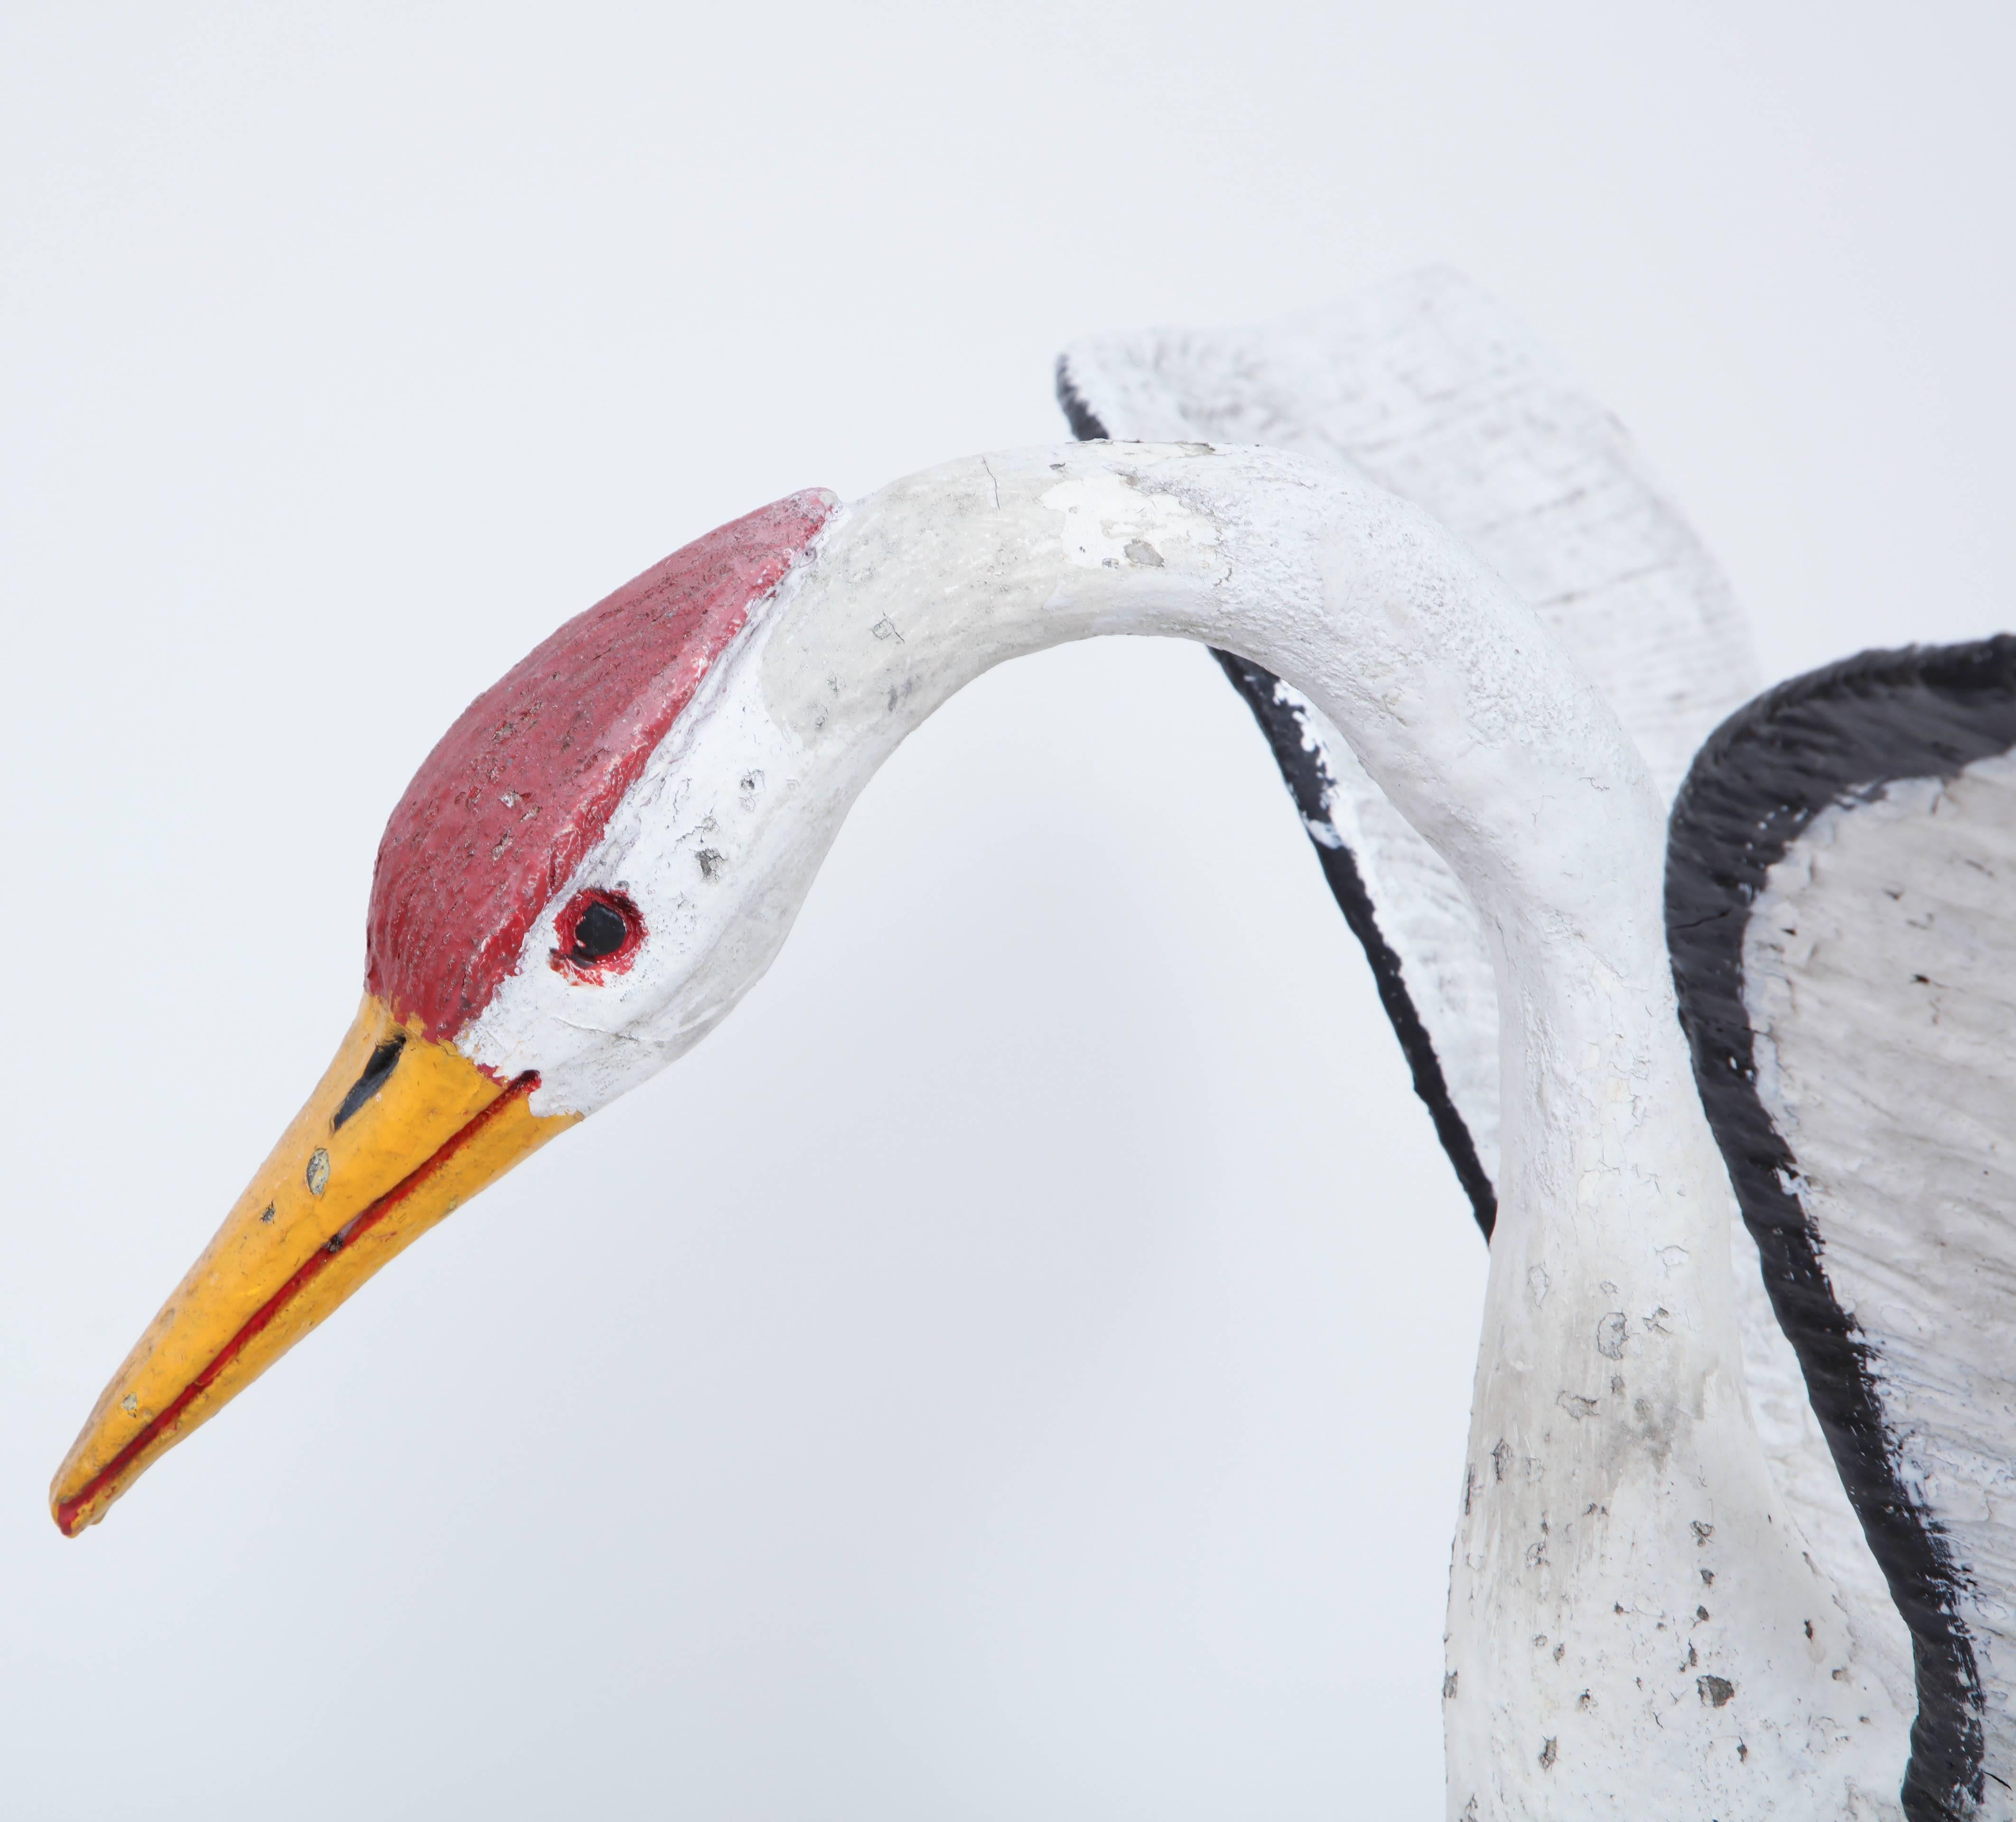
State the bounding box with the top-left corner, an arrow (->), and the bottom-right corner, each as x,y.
2,6 -> 2011,1817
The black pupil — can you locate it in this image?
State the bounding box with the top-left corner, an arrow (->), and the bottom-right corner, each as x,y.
572,901 -> 629,960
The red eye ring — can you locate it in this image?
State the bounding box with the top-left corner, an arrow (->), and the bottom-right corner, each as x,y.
549,889 -> 645,983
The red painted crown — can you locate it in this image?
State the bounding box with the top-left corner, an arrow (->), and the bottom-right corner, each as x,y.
366,490 -> 836,1040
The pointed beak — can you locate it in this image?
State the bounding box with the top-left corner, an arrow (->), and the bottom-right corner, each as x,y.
51,995 -> 576,1535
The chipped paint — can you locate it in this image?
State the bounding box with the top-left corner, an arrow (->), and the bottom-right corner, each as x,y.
1055,288 -> 1889,1708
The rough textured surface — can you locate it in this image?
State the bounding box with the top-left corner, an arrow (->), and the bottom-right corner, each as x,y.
1670,639 -> 2016,1819
365,489 -> 836,1040
1057,272 -> 1906,1732
1755,762 -> 2016,1818
445,442 -> 1907,1814
1058,266 -> 1760,1196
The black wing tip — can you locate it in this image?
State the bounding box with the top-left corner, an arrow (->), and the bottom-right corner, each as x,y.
1053,354 -> 1112,443
1680,636 -> 2016,819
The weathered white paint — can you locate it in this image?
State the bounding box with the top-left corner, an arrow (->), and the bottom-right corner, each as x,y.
1748,750 -> 2016,1805
1063,270 -> 1912,1714
460,441 -> 1909,1813
1060,267 -> 1762,1192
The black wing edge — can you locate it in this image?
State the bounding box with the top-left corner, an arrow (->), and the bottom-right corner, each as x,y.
1055,356 -> 1497,1239
1667,635 -> 2016,1822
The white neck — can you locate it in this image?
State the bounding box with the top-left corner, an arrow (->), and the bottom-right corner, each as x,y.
469,443 -> 1910,1813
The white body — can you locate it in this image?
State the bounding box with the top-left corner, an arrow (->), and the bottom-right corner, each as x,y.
459,442 -> 1908,1813
1063,277 -> 1913,1717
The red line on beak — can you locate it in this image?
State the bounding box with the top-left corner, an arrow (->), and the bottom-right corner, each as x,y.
57,1071 -> 541,1536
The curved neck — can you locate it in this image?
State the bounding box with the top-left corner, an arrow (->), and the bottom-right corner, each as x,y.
769,442 -> 1671,979
755,443 -> 1682,1208
528,440 -> 1693,1238
463,440 -> 1903,1805
728,442 -> 1905,1811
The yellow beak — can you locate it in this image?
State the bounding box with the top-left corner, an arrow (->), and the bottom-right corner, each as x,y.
51,995 -> 575,1535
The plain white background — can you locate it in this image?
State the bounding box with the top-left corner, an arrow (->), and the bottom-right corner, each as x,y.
2,5 -> 2011,1816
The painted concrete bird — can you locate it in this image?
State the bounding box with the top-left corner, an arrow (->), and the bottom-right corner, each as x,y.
52,282 -> 2016,1819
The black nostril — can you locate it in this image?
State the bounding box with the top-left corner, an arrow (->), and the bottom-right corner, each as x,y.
571,900 -> 629,961
332,1033 -> 407,1131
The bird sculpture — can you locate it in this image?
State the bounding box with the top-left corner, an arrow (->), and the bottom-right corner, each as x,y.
50,279 -> 2016,1821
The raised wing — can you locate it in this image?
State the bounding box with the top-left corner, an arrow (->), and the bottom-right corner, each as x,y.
1669,639 -> 2016,1821
1057,266 -> 1758,1230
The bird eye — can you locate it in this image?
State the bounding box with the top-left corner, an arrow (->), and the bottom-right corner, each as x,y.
570,900 -> 629,960
550,889 -> 644,980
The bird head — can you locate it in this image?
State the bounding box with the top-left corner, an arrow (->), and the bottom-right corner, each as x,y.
52,486 -> 840,1534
